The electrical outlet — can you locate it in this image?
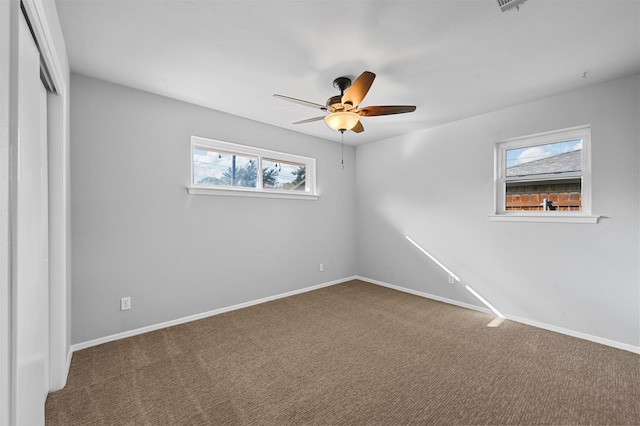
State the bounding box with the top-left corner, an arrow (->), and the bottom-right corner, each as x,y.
448,274 -> 455,284
120,297 -> 131,311
319,263 -> 324,272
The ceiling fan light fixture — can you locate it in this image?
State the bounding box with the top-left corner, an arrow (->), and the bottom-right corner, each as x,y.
274,71 -> 416,135
324,111 -> 360,132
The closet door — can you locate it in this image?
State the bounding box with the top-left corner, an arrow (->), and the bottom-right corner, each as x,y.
12,8 -> 49,426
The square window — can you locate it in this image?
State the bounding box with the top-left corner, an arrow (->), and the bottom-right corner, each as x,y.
492,126 -> 597,223
505,140 -> 582,211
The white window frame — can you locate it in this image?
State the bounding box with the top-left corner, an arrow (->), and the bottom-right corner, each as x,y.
188,136 -> 318,200
490,125 -> 599,223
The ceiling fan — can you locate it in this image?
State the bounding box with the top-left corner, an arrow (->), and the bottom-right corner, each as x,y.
274,71 -> 416,134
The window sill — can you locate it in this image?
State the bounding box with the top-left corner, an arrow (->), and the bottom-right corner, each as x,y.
187,186 -> 319,201
489,214 -> 600,224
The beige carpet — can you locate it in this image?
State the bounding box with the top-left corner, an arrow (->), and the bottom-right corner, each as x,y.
46,280 -> 640,425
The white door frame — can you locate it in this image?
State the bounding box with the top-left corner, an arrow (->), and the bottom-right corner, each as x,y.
0,1 -> 69,422
0,2 -> 15,423
14,11 -> 49,424
20,0 -> 71,393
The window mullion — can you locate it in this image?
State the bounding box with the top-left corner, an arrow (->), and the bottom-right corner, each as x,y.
257,156 -> 263,191
505,171 -> 583,183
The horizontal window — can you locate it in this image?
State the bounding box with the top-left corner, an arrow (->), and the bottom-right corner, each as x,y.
189,136 -> 317,200
492,125 -> 599,223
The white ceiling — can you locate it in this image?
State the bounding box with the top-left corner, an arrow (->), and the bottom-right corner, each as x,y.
54,0 -> 640,146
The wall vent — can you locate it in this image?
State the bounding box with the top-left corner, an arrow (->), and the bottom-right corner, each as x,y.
497,0 -> 528,12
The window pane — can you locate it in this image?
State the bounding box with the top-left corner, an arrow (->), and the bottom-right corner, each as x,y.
193,148 -> 258,188
506,140 -> 582,177
506,178 -> 582,211
262,159 -> 306,191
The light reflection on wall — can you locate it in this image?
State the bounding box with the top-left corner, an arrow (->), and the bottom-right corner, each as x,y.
405,236 -> 460,282
464,285 -> 505,319
405,235 -> 505,319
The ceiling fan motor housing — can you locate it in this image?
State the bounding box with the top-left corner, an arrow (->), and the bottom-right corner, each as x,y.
327,95 -> 347,112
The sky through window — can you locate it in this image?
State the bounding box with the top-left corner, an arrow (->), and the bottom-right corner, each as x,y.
506,139 -> 582,168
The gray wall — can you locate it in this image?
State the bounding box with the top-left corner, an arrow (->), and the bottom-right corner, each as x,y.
71,74 -> 356,344
356,74 -> 640,348
71,72 -> 639,350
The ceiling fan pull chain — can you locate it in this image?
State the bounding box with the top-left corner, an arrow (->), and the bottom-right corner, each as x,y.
341,130 -> 345,169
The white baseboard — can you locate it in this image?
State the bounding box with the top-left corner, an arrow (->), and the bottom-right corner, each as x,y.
64,348 -> 72,385
356,275 -> 640,355
70,275 -> 639,356
71,276 -> 357,353
504,313 -> 640,354
356,275 -> 492,315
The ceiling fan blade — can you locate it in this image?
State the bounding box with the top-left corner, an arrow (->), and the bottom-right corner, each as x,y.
342,71 -> 375,108
292,116 -> 325,125
273,94 -> 327,111
351,121 -> 364,133
357,105 -> 416,116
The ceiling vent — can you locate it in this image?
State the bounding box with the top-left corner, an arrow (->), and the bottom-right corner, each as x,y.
497,0 -> 528,12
